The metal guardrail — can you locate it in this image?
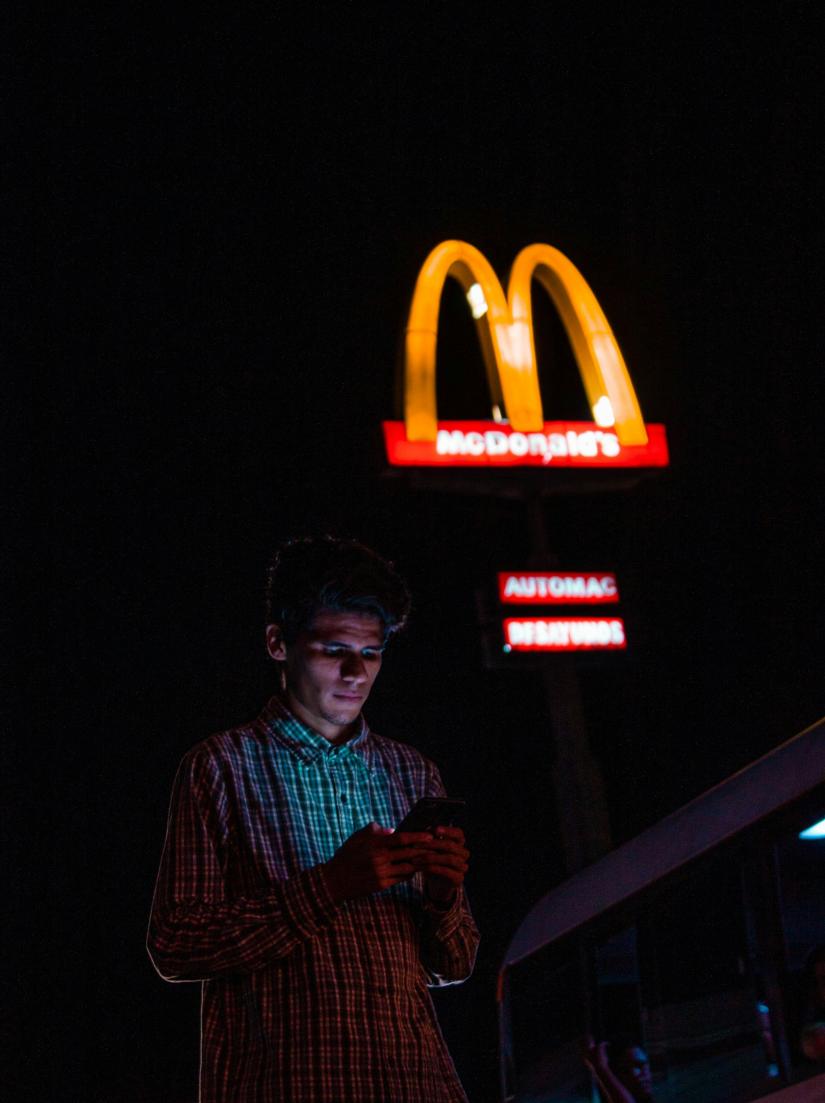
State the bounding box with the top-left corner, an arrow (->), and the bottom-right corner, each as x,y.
498,715 -> 825,1102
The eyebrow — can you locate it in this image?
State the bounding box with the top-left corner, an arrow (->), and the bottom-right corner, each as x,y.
321,639 -> 385,652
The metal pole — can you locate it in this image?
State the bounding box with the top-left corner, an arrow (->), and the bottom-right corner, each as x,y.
526,490 -> 612,872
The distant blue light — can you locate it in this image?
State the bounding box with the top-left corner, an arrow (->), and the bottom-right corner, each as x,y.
502,644 -> 512,653
799,817 -> 825,839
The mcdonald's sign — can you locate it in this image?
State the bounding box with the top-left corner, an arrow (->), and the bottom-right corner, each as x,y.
383,241 -> 669,469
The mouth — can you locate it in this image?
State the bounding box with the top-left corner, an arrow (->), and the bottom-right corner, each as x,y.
333,693 -> 363,702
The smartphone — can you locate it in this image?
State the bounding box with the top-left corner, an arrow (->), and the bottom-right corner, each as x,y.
396,797 -> 466,833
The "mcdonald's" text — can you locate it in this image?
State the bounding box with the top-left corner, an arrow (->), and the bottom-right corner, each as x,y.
383,420 -> 668,469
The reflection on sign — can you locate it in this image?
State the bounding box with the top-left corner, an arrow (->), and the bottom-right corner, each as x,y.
503,617 -> 627,652
499,572 -> 619,605
383,420 -> 668,468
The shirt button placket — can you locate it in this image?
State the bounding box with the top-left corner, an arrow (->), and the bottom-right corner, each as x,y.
323,758 -> 345,847
338,759 -> 353,835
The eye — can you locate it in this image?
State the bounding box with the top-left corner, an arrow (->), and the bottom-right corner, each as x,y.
323,646 -> 345,656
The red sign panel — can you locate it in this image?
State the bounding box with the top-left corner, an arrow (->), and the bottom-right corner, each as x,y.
503,616 -> 627,652
383,420 -> 669,469
499,571 -> 619,604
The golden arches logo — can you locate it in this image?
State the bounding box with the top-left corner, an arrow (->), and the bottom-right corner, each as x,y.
404,240 -> 648,447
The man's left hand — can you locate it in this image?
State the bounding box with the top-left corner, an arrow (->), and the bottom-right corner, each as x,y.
416,826 -> 469,903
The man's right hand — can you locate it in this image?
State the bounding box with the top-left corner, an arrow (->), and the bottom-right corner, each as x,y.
322,823 -> 433,903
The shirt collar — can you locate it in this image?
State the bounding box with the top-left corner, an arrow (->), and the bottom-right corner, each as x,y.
258,695 -> 375,770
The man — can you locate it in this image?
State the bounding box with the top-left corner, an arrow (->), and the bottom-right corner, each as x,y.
147,537 -> 479,1102
582,1036 -> 653,1102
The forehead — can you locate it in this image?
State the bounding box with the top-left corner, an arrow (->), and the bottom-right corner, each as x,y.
305,609 -> 384,644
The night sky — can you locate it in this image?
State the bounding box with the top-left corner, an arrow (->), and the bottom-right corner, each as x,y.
25,7 -> 824,1101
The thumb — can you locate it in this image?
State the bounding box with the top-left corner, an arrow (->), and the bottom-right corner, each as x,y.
364,821 -> 394,836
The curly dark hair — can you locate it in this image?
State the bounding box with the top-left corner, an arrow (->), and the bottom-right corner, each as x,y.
265,536 -> 411,644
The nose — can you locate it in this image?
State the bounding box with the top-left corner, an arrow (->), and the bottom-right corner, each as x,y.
341,653 -> 367,683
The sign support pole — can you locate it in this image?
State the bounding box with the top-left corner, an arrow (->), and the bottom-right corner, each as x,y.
526,493 -> 613,872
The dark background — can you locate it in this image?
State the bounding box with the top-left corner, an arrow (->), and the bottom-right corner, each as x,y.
23,6 -> 824,1101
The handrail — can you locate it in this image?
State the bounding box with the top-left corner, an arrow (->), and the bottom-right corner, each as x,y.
502,714 -> 825,970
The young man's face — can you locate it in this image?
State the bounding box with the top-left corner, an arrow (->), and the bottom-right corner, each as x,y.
614,1046 -> 653,1100
266,609 -> 385,742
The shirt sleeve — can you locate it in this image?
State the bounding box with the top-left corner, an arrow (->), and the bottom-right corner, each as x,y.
146,745 -> 340,982
417,764 -> 480,987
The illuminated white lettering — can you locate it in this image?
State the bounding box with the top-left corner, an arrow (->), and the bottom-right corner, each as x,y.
509,432 -> 528,456
578,431 -> 597,457
601,433 -> 620,458
465,431 -> 485,456
601,577 -> 617,597
549,433 -> 568,456
504,616 -> 626,649
503,576 -> 521,598
436,430 -> 465,455
566,430 -> 579,456
551,621 -> 569,645
484,431 -> 509,455
528,433 -> 548,456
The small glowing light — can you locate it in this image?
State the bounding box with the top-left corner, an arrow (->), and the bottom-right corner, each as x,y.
799,817 -> 825,839
593,395 -> 615,427
466,283 -> 488,319
502,643 -> 512,653
492,404 -> 503,422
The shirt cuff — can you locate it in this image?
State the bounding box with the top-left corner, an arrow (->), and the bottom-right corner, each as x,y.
421,887 -> 465,939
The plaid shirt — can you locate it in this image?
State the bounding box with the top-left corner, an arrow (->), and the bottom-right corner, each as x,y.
147,697 -> 479,1102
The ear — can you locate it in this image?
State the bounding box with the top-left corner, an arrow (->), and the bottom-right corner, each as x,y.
265,624 -> 287,661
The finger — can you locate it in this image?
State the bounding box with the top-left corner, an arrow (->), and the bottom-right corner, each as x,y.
391,831 -> 436,847
429,839 -> 469,855
423,867 -> 466,883
378,872 -> 417,889
419,841 -> 469,861
384,845 -> 434,864
418,850 -> 469,868
432,826 -> 464,844
419,857 -> 469,875
380,862 -> 417,877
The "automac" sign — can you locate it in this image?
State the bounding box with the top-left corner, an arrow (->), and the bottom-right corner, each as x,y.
383,240 -> 669,469
499,572 -> 619,604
